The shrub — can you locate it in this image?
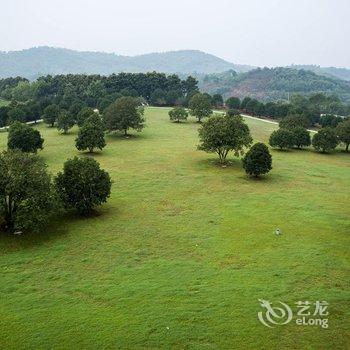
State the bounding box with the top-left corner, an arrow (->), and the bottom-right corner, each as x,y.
291,127 -> 311,149
269,129 -> 294,150
169,107 -> 188,122
243,142 -> 272,177
312,127 -> 338,153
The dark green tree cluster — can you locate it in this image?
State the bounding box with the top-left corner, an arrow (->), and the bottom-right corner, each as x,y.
169,107 -> 188,123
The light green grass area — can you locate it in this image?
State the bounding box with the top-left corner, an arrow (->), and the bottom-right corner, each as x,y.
0,107 -> 349,349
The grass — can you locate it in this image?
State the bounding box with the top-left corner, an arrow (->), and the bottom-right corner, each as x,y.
0,107 -> 349,349
0,99 -> 9,107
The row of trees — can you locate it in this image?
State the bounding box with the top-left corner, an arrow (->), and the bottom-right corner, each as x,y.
0,150 -> 111,232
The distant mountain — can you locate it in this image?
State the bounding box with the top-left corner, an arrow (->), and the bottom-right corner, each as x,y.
0,47 -> 248,79
289,65 -> 350,81
199,67 -> 350,102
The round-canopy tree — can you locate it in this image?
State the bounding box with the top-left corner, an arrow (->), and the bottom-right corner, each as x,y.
103,97 -> 145,136
243,142 -> 272,177
336,119 -> 350,152
75,114 -> 106,153
76,107 -> 95,127
55,157 -> 112,215
312,127 -> 338,153
169,107 -> 188,123
291,127 -> 311,149
269,129 -> 294,150
198,114 -> 252,164
189,93 -> 212,122
57,110 -> 75,134
7,121 -> 44,153
225,97 -> 241,110
43,104 -> 60,127
0,150 -> 56,232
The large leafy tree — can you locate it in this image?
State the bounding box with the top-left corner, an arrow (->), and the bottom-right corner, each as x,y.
7,107 -> 26,123
8,121 -> 44,153
0,150 -> 56,232
312,127 -> 339,153
57,110 -> 75,134
76,107 -> 95,127
198,114 -> 252,164
168,107 -> 188,123
55,157 -> 112,215
43,104 -> 60,127
189,93 -> 212,122
336,119 -> 350,152
243,142 -> 272,177
269,129 -> 294,150
291,127 -> 311,149
75,114 -> 106,153
103,96 -> 145,136
225,97 -> 241,110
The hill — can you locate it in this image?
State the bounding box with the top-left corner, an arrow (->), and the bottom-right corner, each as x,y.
199,67 -> 350,102
0,47 -> 242,79
290,65 -> 350,81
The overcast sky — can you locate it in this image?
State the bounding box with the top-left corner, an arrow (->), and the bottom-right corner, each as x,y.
2,0 -> 350,68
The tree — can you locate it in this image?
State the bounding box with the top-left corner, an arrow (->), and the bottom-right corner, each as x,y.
240,97 -> 252,111
198,114 -> 252,164
43,104 -> 60,127
189,93 -> 212,122
68,101 -> 84,120
312,127 -> 339,153
291,127 -> 311,149
242,143 -> 272,177
336,119 -> 350,151
75,114 -> 106,153
168,107 -> 188,123
57,110 -> 75,134
226,97 -> 241,110
279,114 -> 309,129
319,114 -> 343,128
212,94 -> 224,108
7,122 -> 44,153
76,107 -> 95,127
55,157 -> 111,215
269,129 -> 294,150
7,107 -> 26,123
0,150 -> 56,231
103,96 -> 145,136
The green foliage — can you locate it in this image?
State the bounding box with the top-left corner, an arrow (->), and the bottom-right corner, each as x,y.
103,97 -> 145,135
198,114 -> 252,163
269,129 -> 294,149
7,107 -> 26,123
279,114 -> 310,129
43,104 -> 60,127
291,127 -> 311,149
55,157 -> 111,215
312,127 -> 339,153
242,142 -> 272,177
336,119 -> 350,151
319,114 -> 343,128
168,107 -> 188,122
56,110 -> 75,134
7,122 -> 44,153
0,150 -> 55,231
189,93 -> 212,122
75,114 -> 106,153
76,107 -> 95,127
225,96 -> 241,109
212,94 -> 223,108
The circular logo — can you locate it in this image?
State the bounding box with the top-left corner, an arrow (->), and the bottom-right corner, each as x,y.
258,299 -> 293,327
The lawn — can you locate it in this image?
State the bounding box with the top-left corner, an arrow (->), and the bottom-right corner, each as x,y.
0,107 -> 349,349
0,99 -> 9,107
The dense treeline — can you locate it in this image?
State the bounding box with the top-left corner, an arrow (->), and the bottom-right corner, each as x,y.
0,72 -> 199,126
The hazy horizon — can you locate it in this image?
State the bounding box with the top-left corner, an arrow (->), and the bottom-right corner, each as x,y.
3,0 -> 350,68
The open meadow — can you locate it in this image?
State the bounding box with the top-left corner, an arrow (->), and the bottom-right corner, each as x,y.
0,107 -> 349,349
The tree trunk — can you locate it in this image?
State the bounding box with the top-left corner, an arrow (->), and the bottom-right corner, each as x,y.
346,143 -> 349,152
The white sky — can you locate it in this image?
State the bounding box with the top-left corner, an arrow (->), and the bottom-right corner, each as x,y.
2,0 -> 350,68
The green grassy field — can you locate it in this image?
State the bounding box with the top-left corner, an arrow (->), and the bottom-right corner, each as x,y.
0,99 -> 9,107
0,107 -> 349,349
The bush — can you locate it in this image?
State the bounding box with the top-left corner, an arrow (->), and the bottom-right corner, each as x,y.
198,114 -> 252,164
243,143 -> 272,177
7,121 -> 44,153
269,129 -> 294,150
169,107 -> 188,122
291,127 -> 311,149
76,114 -> 106,153
55,157 -> 112,215
0,150 -> 56,232
312,127 -> 338,153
